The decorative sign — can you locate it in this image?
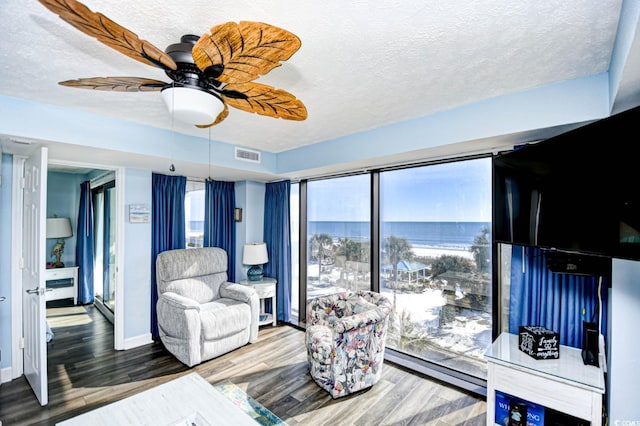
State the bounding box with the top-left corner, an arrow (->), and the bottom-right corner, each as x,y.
518,325 -> 560,360
129,204 -> 150,223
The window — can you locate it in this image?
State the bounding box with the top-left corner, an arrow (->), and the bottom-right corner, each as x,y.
185,180 -> 205,248
380,158 -> 493,379
306,175 -> 371,304
291,156 -> 493,386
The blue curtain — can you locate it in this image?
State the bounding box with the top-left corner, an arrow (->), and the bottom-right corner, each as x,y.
263,180 -> 292,322
508,245 -> 608,348
102,186 -> 111,302
76,181 -> 94,304
151,173 -> 186,339
203,179 -> 236,282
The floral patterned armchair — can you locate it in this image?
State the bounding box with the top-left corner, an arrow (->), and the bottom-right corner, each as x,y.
305,290 -> 393,398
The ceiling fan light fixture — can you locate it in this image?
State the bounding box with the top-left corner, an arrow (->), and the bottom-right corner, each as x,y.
161,86 -> 224,125
40,0 -> 305,126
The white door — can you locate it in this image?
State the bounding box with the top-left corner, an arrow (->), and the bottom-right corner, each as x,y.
22,146 -> 48,406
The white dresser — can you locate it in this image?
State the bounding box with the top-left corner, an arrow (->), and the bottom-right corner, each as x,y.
45,266 -> 78,305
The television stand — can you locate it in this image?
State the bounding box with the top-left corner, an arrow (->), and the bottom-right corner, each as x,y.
485,333 -> 605,426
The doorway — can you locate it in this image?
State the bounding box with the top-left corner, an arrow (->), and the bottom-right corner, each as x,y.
43,163 -> 124,351
8,152 -> 125,403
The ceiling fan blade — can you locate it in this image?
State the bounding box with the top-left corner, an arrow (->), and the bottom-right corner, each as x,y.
193,21 -> 301,84
195,103 -> 230,128
59,77 -> 168,92
221,82 -> 307,121
39,0 -> 176,71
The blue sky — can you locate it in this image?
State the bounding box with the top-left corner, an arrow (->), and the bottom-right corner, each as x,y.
306,157 -> 492,222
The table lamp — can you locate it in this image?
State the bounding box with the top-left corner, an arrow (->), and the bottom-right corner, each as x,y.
47,217 -> 73,268
243,242 -> 268,281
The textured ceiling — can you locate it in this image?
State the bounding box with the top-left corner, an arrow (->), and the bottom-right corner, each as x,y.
2,0 -> 637,161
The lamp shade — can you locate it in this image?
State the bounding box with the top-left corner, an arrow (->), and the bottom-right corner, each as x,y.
243,242 -> 268,265
161,86 -> 225,125
46,217 -> 73,239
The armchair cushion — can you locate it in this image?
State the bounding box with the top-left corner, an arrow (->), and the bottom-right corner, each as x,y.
220,282 -> 256,303
200,299 -> 252,340
156,247 -> 228,304
161,276 -> 220,304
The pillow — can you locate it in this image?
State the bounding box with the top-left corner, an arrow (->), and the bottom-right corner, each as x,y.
348,295 -> 377,314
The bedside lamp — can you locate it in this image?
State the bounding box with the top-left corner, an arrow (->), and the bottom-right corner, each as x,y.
47,217 -> 73,268
243,242 -> 268,281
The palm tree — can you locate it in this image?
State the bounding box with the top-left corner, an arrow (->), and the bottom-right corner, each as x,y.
335,238 -> 368,263
430,254 -> 474,277
309,233 -> 334,281
470,225 -> 491,273
382,235 -> 413,348
382,235 -> 413,289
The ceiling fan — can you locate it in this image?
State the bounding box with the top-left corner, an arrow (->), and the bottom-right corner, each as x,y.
38,0 -> 308,128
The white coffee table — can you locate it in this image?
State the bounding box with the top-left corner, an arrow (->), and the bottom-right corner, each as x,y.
57,373 -> 259,425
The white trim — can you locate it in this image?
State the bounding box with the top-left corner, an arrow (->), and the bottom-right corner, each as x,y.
48,159 -> 112,170
114,167 -> 125,350
1,365 -> 12,384
10,155 -> 25,380
123,333 -> 153,350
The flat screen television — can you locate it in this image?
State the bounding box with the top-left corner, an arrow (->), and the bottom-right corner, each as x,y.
493,105 -> 640,262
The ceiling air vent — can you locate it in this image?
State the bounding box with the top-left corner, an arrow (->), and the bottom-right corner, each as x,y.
235,147 -> 261,163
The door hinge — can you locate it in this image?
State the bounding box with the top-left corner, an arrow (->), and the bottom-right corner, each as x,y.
19,337 -> 24,349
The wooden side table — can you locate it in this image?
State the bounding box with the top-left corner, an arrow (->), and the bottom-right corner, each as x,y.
239,277 -> 277,327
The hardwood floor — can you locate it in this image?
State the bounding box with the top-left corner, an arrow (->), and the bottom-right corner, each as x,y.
0,304 -> 486,425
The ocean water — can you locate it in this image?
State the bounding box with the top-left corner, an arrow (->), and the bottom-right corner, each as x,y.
190,220 -> 490,249
308,221 -> 490,249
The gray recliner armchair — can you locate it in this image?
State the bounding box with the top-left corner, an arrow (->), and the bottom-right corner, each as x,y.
155,247 -> 259,367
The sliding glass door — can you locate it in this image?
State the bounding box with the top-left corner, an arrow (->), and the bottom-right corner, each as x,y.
93,180 -> 116,315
